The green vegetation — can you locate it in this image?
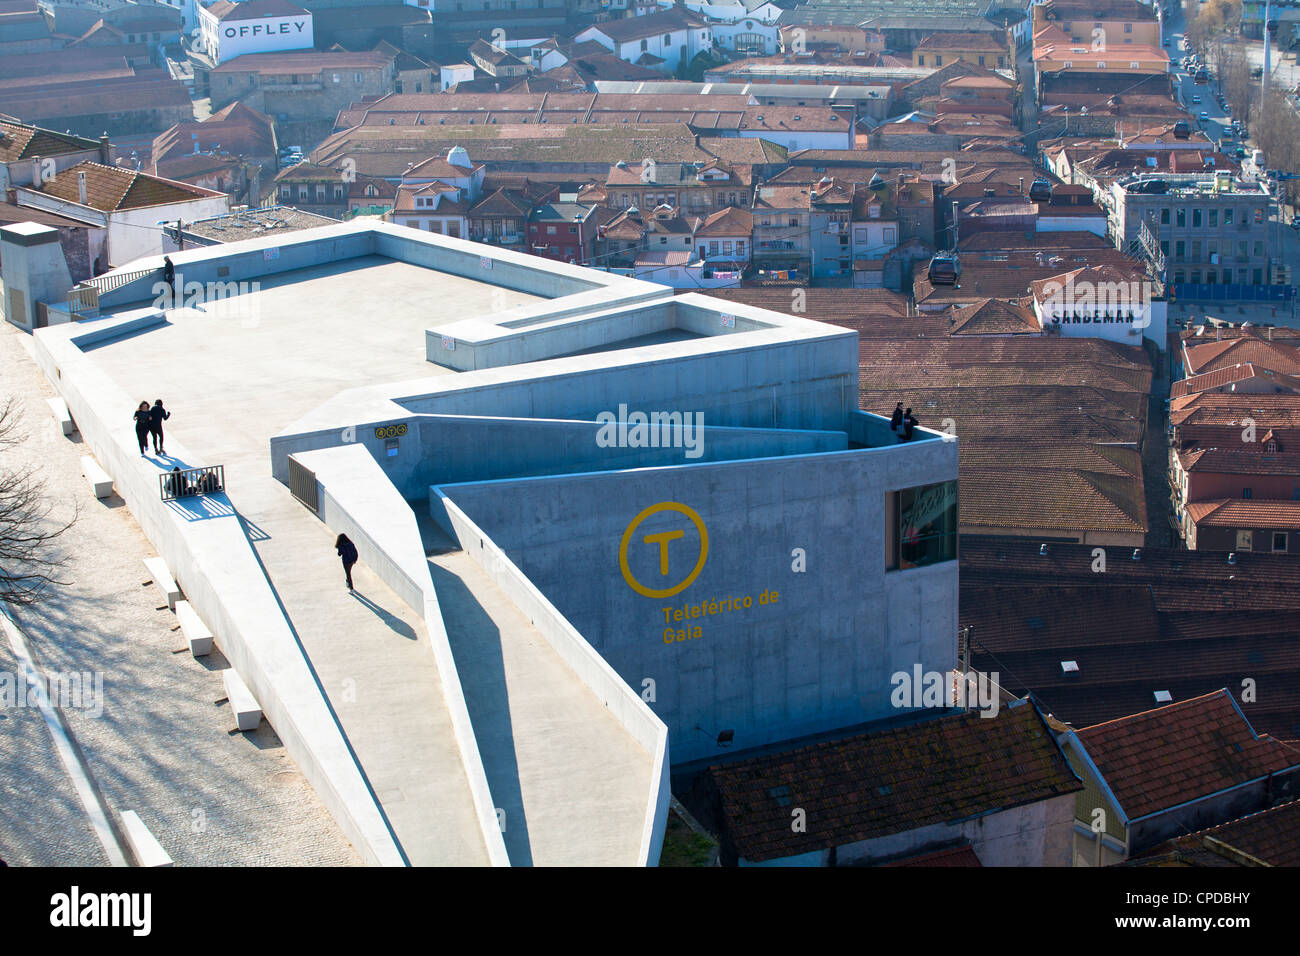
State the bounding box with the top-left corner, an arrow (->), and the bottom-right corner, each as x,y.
659,809 -> 717,867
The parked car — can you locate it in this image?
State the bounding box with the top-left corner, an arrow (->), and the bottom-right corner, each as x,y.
1191,95 -> 1201,104
1199,111 -> 1210,123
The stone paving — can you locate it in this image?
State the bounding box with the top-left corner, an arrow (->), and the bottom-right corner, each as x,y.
0,322 -> 362,866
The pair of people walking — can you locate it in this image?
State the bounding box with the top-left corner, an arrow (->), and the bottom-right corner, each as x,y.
133,399 -> 171,456
890,402 -> 918,443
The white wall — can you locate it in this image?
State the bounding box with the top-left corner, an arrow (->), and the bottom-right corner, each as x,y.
200,9 -> 314,65
106,197 -> 231,267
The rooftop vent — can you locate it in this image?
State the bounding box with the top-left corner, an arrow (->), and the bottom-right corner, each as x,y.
1061,660 -> 1079,674
1228,552 -> 1237,564
1039,543 -> 1049,556
1132,549 -> 1141,561
1154,690 -> 1173,704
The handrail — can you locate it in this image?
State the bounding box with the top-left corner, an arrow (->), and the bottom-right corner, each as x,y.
86,266 -> 161,295
159,464 -> 225,501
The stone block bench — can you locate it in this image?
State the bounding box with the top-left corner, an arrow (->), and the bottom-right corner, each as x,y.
174,600 -> 213,657
80,456 -> 113,499
119,810 -> 173,867
46,396 -> 74,436
222,668 -> 262,732
142,557 -> 180,611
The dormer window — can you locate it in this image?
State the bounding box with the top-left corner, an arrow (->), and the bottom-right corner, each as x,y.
1266,440 -> 1278,454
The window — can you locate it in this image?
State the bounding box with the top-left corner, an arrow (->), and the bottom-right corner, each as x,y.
1254,241 -> 1265,256
1273,532 -> 1288,553
1225,208 -> 1234,225
889,481 -> 958,570
1255,207 -> 1265,223
1176,209 -> 1186,227
297,185 -> 308,201
883,226 -> 896,243
788,216 -> 798,227
1161,208 -> 1170,224
1191,240 -> 1201,260
663,34 -> 671,44
1192,208 -> 1202,228
332,184 -> 343,200
354,73 -> 362,83
1207,269 -> 1216,283
279,185 -> 291,200
569,225 -> 577,234
547,225 -> 556,234
722,241 -> 732,254
917,55 -> 924,65
1124,22 -> 1132,32
1266,440 -> 1278,454
1243,487 -> 1253,499
736,241 -> 745,256
1191,270 -> 1201,283
709,241 -> 719,254
1175,240 -> 1185,259
1237,530 -> 1253,550
1160,240 -> 1169,257
1209,209 -> 1218,227
935,56 -> 942,65
641,39 -> 648,51
978,56 -> 985,66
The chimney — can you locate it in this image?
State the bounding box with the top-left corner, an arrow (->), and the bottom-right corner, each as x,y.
77,170 -> 87,205
31,157 -> 41,186
99,132 -> 111,164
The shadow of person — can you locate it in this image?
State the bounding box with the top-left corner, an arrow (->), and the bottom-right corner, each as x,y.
350,591 -> 417,640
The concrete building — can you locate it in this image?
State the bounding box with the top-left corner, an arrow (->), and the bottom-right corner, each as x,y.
197,0 -> 313,66
4,213 -> 960,864
1109,172 -> 1280,296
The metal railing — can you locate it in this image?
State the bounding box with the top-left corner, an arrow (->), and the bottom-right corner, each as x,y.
66,284 -> 99,317
287,456 -> 318,513
87,265 -> 160,296
159,465 -> 224,501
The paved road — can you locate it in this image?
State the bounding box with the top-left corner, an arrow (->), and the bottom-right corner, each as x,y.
0,322 -> 362,867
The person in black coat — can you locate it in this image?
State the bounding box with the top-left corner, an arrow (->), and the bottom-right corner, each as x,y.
148,399 -> 170,455
335,533 -> 359,591
162,256 -> 175,303
133,401 -> 151,455
902,410 -> 918,443
890,402 -> 904,434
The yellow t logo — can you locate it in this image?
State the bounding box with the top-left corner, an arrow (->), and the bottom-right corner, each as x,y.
643,529 -> 685,576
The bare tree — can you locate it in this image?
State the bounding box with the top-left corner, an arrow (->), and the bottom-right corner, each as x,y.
0,398 -> 75,607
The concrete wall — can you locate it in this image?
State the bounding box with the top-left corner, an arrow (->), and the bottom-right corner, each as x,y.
433,437 -> 959,765
397,325 -> 859,435
30,314 -> 408,867
293,443 -> 511,866
271,411 -> 847,497
436,494 -> 672,866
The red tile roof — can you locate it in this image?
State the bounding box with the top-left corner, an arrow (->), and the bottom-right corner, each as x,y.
704,701 -> 1082,863
1183,336 -> 1300,378
1172,363 -> 1300,399
31,160 -> 223,210
1185,498 -> 1300,530
1075,690 -> 1300,822
879,844 -> 983,866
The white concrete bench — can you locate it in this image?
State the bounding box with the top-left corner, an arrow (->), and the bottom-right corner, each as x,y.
80,456 -> 113,499
174,600 -> 213,657
222,668 -> 262,732
142,557 -> 180,611
119,810 -> 173,867
46,396 -> 74,436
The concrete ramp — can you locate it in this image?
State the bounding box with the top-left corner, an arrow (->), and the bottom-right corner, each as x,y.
430,549 -> 654,866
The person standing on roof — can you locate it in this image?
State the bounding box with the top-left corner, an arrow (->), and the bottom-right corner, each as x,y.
335,533 -> 359,592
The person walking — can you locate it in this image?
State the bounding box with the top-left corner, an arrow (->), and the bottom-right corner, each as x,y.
133,401 -> 152,455
335,533 -> 359,591
148,399 -> 170,456
890,402 -> 904,434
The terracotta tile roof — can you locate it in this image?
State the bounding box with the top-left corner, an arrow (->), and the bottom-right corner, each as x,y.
753,183 -> 810,210
205,0 -> 308,20
879,844 -> 983,866
32,160 -> 222,210
694,205 -> 752,237
915,32 -> 1008,52
914,249 -> 1142,304
1167,798 -> 1300,866
1176,446 -> 1300,476
1185,499 -> 1300,529
584,8 -> 703,42
703,701 -> 1081,863
1172,363 -> 1300,399
0,117 -> 98,163
1075,690 -> 1300,822
961,541 -> 1300,735
946,298 -> 1042,335
1184,337 -> 1300,378
212,50 -> 392,74
700,287 -> 909,322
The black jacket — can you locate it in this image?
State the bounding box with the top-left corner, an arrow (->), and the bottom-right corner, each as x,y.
889,406 -> 904,429
149,405 -> 170,429
337,539 -> 359,565
133,409 -> 151,430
